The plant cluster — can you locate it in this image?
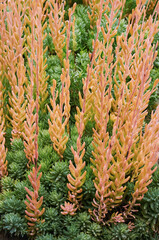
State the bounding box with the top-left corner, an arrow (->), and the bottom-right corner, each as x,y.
0,0 -> 159,239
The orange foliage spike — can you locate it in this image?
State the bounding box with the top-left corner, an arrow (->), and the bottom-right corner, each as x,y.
23,95 -> 36,167
88,0 -> 127,223
23,31 -> 36,167
0,1 -> 7,83
24,1 -> 45,236
48,80 -> 69,159
1,0 -> 28,140
25,165 -> 45,236
91,71 -> 115,221
23,0 -> 48,166
23,0 -> 39,167
8,78 -> 28,140
0,81 -> 8,180
61,0 -> 104,215
89,0 -> 159,224
115,3 -> 159,219
1,0 -> 27,88
112,2 -> 159,204
34,0 -> 48,111
49,0 -> 66,64
88,0 -> 102,29
125,106 -> 159,215
25,0 -> 48,111
48,4 -> 76,158
75,0 -> 105,131
0,3 -> 8,180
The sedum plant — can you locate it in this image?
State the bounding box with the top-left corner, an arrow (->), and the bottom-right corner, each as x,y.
140,187 -> 159,233
0,0 -> 159,239
62,0 -> 159,224
90,0 -> 159,223
48,3 -> 76,158
1,0 -> 28,140
48,0 -> 66,65
0,82 -> 7,180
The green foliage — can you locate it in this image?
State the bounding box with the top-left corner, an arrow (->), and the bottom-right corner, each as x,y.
69,51 -> 90,122
87,222 -> 102,238
129,217 -> 152,240
14,181 -> 28,200
82,120 -> 95,141
145,31 -> 159,122
44,161 -> 69,195
0,1 -> 159,240
1,176 -> 15,191
6,150 -> 28,180
2,213 -> 27,237
83,166 -> 96,209
75,233 -> 96,240
4,127 -> 12,150
70,4 -> 91,52
38,130 -> 60,172
49,190 -> 64,208
1,165 -> 159,239
57,237 -> 67,240
117,19 -> 128,36
109,223 -> 130,240
123,182 -> 135,202
43,25 -> 55,57
40,157 -> 52,173
38,146 -> 53,163
102,227 -> 112,240
8,162 -> 26,180
35,234 -> 54,240
62,222 -> 80,238
140,187 -> 159,233
63,127 -> 78,160
0,190 -> 15,201
66,0 -> 83,6
38,130 -> 52,148
48,162 -> 69,184
11,138 -> 24,151
60,215 -> 82,239
39,111 -> 50,129
82,135 -> 93,159
83,143 -> 93,164
45,54 -> 62,106
76,212 -> 91,231
149,165 -> 159,188
5,138 -> 27,181
75,51 -> 90,71
7,149 -> 26,164
0,195 -> 25,215
122,0 -> 136,17
37,208 -> 61,236
46,55 -> 62,88
39,184 -> 50,207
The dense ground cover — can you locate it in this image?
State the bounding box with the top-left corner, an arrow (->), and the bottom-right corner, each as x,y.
0,0 -> 159,239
